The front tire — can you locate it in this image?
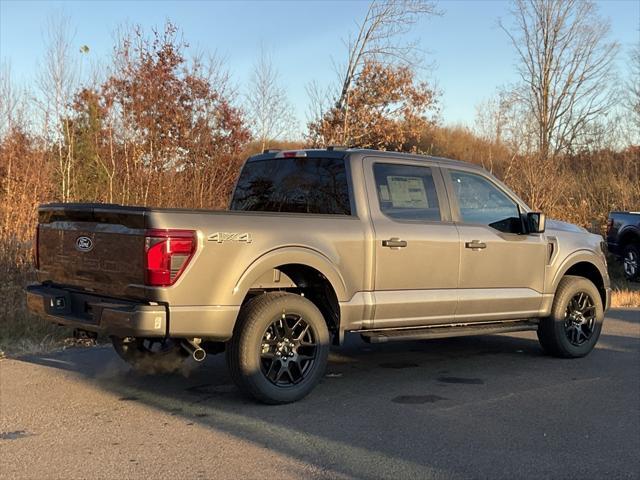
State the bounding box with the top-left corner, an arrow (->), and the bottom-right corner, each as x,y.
537,275 -> 604,358
622,244 -> 639,281
226,292 -> 330,404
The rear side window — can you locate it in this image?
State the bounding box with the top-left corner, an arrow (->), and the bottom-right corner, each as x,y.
373,163 -> 442,222
231,157 -> 351,215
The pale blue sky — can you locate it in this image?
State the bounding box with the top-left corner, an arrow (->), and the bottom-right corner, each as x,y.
1,0 -> 638,130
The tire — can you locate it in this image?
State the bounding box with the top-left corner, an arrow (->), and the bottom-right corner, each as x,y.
537,275 -> 604,358
111,337 -> 189,374
226,292 -> 330,404
622,243 -> 640,282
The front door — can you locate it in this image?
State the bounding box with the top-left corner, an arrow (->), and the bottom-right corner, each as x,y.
364,158 -> 460,328
444,168 -> 547,321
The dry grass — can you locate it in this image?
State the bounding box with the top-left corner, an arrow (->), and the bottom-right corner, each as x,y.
611,289 -> 640,308
608,254 -> 640,308
0,239 -> 72,356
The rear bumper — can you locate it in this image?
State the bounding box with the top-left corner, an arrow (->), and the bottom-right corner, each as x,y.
26,284 -> 238,340
26,284 -> 167,337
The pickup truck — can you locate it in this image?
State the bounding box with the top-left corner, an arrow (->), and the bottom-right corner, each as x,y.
27,148 -> 611,404
606,211 -> 640,281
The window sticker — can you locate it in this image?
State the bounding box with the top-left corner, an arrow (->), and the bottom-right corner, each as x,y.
386,176 -> 429,208
379,184 -> 390,201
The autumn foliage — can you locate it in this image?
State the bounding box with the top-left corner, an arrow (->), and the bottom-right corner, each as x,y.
0,15 -> 638,349
308,61 -> 438,151
64,23 -> 250,208
0,23 -> 253,347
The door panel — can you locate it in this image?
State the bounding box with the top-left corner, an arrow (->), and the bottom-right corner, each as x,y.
445,168 -> 547,321
456,224 -> 547,320
373,290 -> 459,326
364,159 -> 460,328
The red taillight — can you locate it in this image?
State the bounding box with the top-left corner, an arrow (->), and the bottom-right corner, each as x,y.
144,229 -> 197,287
34,225 -> 40,269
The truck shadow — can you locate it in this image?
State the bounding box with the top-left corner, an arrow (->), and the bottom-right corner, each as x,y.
19,311 -> 640,480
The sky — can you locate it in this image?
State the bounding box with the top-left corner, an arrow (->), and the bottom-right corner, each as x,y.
1,0 -> 638,131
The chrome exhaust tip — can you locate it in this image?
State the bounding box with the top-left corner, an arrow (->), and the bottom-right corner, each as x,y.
181,339 -> 207,362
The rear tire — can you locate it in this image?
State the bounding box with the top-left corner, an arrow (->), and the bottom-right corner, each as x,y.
111,337 -> 189,374
226,292 -> 330,404
537,275 -> 604,358
622,243 -> 639,282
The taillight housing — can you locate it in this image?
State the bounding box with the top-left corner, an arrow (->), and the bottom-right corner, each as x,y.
144,229 -> 197,287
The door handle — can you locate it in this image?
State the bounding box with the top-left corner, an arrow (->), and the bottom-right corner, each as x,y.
382,238 -> 407,249
465,240 -> 487,250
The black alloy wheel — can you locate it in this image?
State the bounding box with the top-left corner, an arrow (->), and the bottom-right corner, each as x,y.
563,292 -> 596,346
226,292 -> 330,404
623,245 -> 639,281
260,314 -> 318,386
537,275 -> 604,358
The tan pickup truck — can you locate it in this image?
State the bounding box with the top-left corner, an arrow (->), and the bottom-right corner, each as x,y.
27,148 -> 611,403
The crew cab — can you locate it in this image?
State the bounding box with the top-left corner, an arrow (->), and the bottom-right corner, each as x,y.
606,211 -> 640,281
27,149 -> 611,403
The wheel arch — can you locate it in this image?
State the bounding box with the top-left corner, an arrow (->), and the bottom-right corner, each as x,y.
618,227 -> 640,250
233,247 -> 348,344
552,253 -> 608,308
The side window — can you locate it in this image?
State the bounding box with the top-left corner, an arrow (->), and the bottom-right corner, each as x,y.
373,163 -> 442,222
449,170 -> 521,232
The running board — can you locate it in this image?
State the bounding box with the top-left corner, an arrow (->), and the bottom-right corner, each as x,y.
357,320 -> 539,344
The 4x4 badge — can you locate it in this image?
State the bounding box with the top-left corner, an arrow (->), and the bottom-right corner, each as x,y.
208,232 -> 252,244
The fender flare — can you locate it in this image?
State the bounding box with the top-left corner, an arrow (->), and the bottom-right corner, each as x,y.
232,246 -> 348,302
550,250 -> 608,293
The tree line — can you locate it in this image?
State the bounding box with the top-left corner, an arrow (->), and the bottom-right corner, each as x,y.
1,0 -> 638,269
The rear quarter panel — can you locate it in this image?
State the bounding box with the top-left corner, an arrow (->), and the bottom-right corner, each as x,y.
140,210 -> 368,308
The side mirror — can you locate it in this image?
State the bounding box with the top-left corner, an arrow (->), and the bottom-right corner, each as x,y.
527,212 -> 546,233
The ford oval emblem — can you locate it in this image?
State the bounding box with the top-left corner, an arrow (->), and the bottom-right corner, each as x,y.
75,236 -> 93,252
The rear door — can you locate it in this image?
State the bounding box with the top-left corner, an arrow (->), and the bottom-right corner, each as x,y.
443,168 -> 547,321
363,158 -> 460,328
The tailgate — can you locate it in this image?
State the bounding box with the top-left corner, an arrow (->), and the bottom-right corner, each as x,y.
37,204 -> 147,299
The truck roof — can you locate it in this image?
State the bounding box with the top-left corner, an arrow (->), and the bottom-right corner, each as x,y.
247,147 -> 485,171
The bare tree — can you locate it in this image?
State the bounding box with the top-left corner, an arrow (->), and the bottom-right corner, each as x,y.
336,1 -> 440,112
305,80 -> 333,138
306,0 -> 440,144
475,89 -> 516,146
0,62 -> 20,138
35,13 -> 80,202
499,0 -> 619,159
474,86 -> 541,156
245,47 -> 295,151
627,42 -> 640,130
